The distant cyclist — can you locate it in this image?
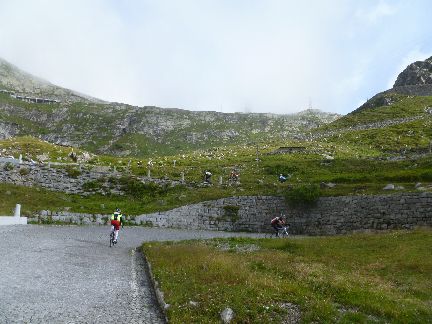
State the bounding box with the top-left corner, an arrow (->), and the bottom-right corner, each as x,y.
204,170 -> 212,183
271,215 -> 285,237
111,208 -> 124,244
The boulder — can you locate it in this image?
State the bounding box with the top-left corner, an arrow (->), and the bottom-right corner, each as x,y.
189,300 -> 198,307
383,184 -> 395,190
220,307 -> 235,323
320,182 -> 336,189
322,154 -> 334,160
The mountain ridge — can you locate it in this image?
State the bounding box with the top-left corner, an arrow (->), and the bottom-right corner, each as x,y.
0,57 -> 341,157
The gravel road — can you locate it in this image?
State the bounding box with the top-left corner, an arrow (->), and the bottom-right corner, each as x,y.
0,225 -> 262,323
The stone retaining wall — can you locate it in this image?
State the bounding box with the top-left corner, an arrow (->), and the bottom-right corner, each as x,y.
31,193 -> 432,235
0,162 -> 181,195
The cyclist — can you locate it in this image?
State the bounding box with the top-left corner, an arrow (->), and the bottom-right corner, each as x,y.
111,208 -> 124,244
229,170 -> 239,182
204,170 -> 212,183
271,215 -> 285,237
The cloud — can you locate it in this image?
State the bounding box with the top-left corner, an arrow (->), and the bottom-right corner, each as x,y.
0,0 -> 431,115
355,1 -> 398,24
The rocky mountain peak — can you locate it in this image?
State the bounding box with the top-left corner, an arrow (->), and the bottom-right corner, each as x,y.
393,56 -> 432,87
351,55 -> 432,114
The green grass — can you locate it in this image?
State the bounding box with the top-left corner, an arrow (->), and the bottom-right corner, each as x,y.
0,136 -> 90,162
1,135 -> 432,216
321,95 -> 432,129
142,229 -> 432,323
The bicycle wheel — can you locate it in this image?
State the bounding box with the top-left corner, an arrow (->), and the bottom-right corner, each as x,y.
110,231 -> 115,247
265,232 -> 276,238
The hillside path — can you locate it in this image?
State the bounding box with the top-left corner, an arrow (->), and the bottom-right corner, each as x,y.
0,225 -> 262,323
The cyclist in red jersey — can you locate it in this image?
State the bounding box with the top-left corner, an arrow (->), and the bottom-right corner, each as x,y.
110,208 -> 124,244
271,215 -> 285,237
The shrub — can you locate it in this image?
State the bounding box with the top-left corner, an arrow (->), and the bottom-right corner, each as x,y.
420,170 -> 432,181
65,166 -> 81,178
264,164 -> 298,176
3,162 -> 14,171
82,180 -> 102,191
19,167 -> 30,176
223,205 -> 240,222
119,176 -> 161,199
284,184 -> 320,207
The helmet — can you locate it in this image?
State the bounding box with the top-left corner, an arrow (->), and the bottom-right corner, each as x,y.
115,208 -> 121,213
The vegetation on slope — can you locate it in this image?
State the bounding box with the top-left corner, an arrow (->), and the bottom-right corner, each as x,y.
143,229 -> 432,323
1,130 -> 431,216
0,91 -> 341,157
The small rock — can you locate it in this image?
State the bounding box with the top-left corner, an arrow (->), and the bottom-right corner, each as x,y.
320,182 -> 336,189
221,307 -> 235,323
189,300 -> 198,307
415,182 -> 422,189
322,154 -> 334,160
383,184 -> 395,190
280,302 -> 301,324
395,186 -> 405,190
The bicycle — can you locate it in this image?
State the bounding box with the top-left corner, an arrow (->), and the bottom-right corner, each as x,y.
109,227 -> 116,247
265,226 -> 289,238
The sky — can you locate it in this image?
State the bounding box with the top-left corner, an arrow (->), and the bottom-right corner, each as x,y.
0,0 -> 432,115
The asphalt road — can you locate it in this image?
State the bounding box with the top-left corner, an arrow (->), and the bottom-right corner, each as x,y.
0,225 -> 261,323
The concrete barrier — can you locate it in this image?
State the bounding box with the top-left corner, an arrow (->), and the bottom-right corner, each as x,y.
0,204 -> 28,225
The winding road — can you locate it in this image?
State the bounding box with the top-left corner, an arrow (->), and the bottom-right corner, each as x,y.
0,225 -> 260,323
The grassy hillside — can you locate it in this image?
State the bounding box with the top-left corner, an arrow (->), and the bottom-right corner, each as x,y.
143,229 -> 432,323
310,95 -> 432,154
1,133 -> 431,216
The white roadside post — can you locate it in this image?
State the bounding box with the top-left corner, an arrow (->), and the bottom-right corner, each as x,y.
0,203 -> 27,225
14,204 -> 21,217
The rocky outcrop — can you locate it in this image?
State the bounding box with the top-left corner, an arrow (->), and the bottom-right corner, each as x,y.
394,56 -> 432,87
353,56 -> 432,113
391,56 -> 432,96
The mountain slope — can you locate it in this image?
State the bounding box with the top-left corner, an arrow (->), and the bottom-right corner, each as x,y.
0,58 -> 103,103
0,58 -> 341,157
353,56 -> 432,113
312,56 -> 432,154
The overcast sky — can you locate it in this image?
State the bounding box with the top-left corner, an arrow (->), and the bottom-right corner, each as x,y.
0,0 -> 431,115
